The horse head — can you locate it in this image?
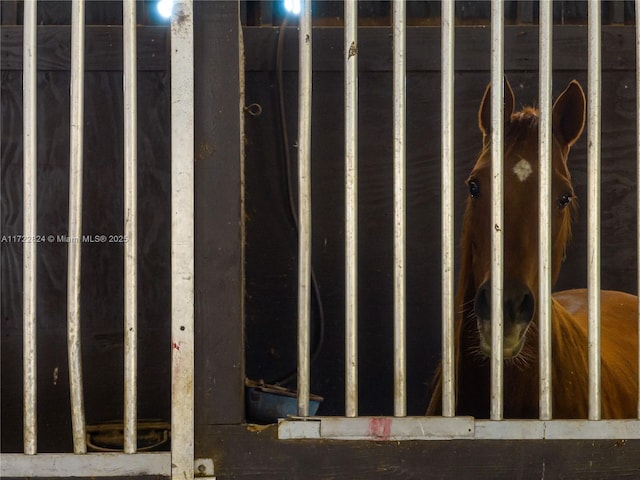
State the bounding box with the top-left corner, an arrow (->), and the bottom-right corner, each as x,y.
462,78 -> 585,360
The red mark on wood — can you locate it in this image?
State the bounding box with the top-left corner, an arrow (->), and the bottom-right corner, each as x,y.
369,417 -> 392,440
172,342 -> 180,350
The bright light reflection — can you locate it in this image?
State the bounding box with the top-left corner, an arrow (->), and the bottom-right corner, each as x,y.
284,0 -> 301,15
157,0 -> 174,19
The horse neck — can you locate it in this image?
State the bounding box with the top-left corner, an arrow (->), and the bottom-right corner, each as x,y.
549,299 -> 589,418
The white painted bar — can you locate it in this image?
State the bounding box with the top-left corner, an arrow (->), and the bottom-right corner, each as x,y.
278,418 -> 640,441
123,0 -> 138,454
22,0 -> 38,456
344,0 -> 359,418
0,453 -> 172,477
637,0 -> 640,421
68,0 -> 87,454
440,0 -> 455,419
278,416 -> 474,440
587,0 -> 602,421
538,0 -> 553,421
319,416 -> 474,440
170,1 -> 195,478
474,419 -> 640,440
489,0 -> 504,421
392,0 -> 407,418
296,0 -> 313,418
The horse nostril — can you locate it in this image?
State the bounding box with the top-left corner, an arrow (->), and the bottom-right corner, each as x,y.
505,284 -> 535,324
520,291 -> 535,322
474,281 -> 535,324
474,282 -> 491,320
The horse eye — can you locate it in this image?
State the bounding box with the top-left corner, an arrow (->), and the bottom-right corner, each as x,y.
558,193 -> 573,209
468,180 -> 481,198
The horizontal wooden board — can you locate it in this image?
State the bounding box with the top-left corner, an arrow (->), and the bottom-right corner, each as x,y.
1,26 -> 168,71
244,25 -> 636,72
199,424 -> 640,479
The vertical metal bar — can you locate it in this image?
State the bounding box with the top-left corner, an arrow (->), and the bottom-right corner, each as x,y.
538,0 -> 553,421
123,0 -> 138,454
296,0 -> 312,418
636,0 -> 640,421
490,0 -> 504,421
440,0 -> 455,418
392,0 -> 407,418
344,0 -> 358,418
68,0 -> 87,454
170,0 -> 194,477
587,0 -> 602,421
22,0 -> 37,456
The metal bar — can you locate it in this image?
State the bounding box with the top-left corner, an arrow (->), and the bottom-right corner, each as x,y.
392,0 -> 407,418
440,0 -> 455,418
123,0 -> 138,454
344,0 -> 358,418
170,1 -> 195,478
490,0 -> 504,421
587,0 -> 602,421
278,417 -> 640,441
636,0 -> 640,421
22,0 -> 37,455
313,416 -> 474,439
538,0 -> 553,421
0,453 -> 172,477
68,0 -> 87,454
296,0 -> 313,418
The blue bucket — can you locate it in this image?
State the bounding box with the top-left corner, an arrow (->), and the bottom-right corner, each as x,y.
245,380 -> 323,424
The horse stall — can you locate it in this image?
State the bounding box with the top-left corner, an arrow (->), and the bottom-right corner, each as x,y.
2,0 -> 640,478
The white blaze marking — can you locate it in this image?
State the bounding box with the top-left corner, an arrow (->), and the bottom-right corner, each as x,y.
513,157 -> 533,182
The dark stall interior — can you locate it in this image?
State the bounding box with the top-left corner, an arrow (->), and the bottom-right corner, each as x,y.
2,0 -> 640,455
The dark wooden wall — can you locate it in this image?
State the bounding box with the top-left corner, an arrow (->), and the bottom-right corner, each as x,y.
1,22 -> 172,453
244,0 -> 637,26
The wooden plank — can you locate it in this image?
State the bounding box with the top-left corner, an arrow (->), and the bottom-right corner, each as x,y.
200,424 -> 640,479
243,25 -> 636,72
193,0 -> 245,428
0,0 -> 17,25
516,1 -> 535,24
610,1 -> 626,25
0,26 -> 168,71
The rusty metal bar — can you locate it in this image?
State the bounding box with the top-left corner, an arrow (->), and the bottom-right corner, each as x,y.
123,0 -> 138,454
22,0 -> 38,455
67,0 -> 87,454
587,0 -> 602,422
392,0 -> 407,418
344,0 -> 359,418
296,0 -> 313,418
538,0 -> 553,421
490,0 -> 505,421
170,0 -> 195,477
440,0 -> 456,418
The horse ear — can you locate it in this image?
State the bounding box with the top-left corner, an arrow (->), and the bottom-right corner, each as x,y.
552,80 -> 586,148
478,76 -> 516,144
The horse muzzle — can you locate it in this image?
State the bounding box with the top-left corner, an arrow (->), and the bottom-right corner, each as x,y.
473,280 -> 535,359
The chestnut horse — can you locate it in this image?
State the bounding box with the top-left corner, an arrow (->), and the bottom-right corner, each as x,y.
427,79 -> 638,419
